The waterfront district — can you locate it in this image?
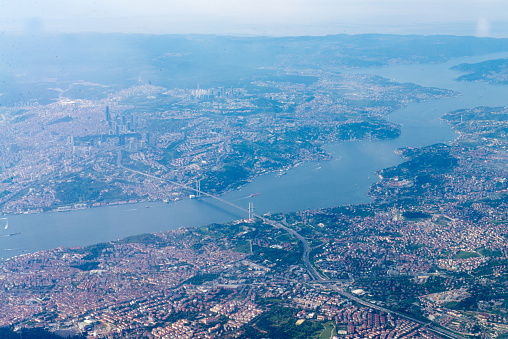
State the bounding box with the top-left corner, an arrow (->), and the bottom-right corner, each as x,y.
1,96 -> 508,338
2,123 -> 508,338
0,72 -> 454,214
1,40 -> 508,337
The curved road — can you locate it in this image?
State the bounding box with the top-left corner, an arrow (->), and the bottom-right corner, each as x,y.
322,285 -> 464,339
117,152 -> 463,338
116,151 -> 323,280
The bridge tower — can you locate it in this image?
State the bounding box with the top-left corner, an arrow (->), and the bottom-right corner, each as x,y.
248,201 -> 254,219
196,180 -> 201,197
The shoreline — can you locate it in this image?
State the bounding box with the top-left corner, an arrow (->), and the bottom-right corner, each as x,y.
0,132 -> 400,217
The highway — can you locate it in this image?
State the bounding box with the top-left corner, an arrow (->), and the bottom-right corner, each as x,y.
320,284 -> 465,339
116,151 -> 323,281
261,218 -> 324,280
117,152 -> 465,338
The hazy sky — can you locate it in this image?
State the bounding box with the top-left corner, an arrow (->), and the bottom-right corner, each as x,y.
1,0 -> 507,37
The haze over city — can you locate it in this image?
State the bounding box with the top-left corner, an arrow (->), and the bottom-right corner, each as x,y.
1,0 -> 508,338
1,0 -> 508,37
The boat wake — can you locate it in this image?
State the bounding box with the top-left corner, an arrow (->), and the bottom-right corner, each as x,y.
233,193 -> 260,201
0,218 -> 7,230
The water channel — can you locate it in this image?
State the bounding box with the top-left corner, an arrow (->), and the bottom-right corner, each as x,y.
1,52 -> 508,259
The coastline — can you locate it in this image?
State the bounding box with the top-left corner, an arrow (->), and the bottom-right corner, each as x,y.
3,52 -> 507,258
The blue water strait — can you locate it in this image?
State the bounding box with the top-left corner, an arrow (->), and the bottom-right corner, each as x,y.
1,52 -> 508,259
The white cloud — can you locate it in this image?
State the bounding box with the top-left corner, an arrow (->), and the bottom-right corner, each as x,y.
476,17 -> 491,37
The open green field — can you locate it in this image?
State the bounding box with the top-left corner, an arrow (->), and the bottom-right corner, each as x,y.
319,321 -> 337,339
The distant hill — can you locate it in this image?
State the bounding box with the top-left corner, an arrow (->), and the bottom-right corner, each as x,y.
452,58 -> 508,84
1,33 -> 507,105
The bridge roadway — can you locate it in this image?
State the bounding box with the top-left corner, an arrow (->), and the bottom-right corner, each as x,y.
117,153 -> 464,338
116,151 -> 323,280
